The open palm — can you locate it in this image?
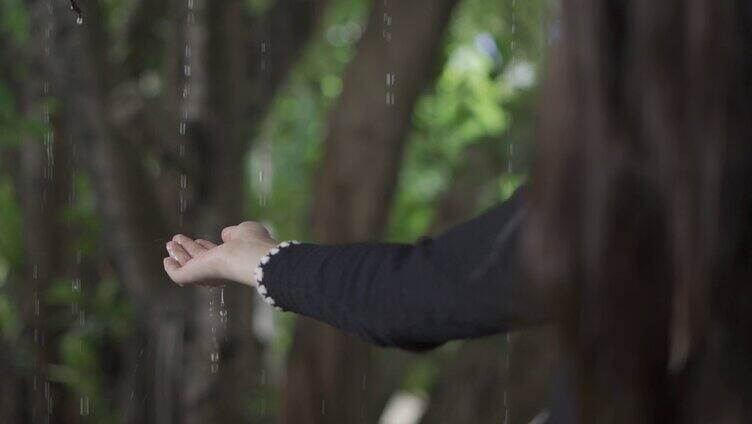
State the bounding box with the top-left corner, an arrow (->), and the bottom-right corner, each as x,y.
163,222 -> 277,287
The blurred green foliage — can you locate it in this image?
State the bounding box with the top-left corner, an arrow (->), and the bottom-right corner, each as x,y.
61,174 -> 104,260
388,0 -> 543,241
251,0 -> 545,398
246,0 -> 369,239
0,178 -> 24,269
247,0 -> 542,251
0,0 -> 29,46
0,83 -> 48,148
0,178 -> 23,343
251,0 -> 543,243
47,277 -> 132,422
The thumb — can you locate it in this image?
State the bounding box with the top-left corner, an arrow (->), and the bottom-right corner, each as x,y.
221,221 -> 271,243
236,221 -> 271,239
221,225 -> 237,242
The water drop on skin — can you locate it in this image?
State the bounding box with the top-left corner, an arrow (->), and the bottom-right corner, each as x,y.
76,17 -> 83,25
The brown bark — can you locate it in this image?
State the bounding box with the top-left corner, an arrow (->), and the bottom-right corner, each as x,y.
419,329 -> 557,424
362,140 -> 507,424
416,140 -> 508,424
10,2 -> 81,421
428,140 -> 506,234
10,0 -> 324,422
421,151 -> 558,424
420,141 -> 557,424
420,336 -> 511,424
277,1 -> 460,423
0,339 -> 21,423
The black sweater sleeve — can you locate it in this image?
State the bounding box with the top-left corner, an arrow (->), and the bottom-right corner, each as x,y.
257,188 -> 543,351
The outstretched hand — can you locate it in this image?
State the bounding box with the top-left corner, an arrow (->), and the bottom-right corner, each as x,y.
163,222 -> 278,287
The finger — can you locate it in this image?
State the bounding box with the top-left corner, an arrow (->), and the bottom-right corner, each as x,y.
165,251 -> 221,286
195,239 -> 218,249
237,221 -> 271,238
166,241 -> 192,265
173,234 -> 207,257
163,257 -> 186,285
221,226 -> 236,242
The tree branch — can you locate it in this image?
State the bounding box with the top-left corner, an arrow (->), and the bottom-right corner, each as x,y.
244,0 -> 328,120
279,0 -> 461,422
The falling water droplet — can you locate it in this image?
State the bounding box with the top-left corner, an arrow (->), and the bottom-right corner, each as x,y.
210,351 -> 220,373
504,332 -> 511,424
80,396 -> 90,416
258,171 -> 266,207
510,0 -> 517,65
508,143 -> 514,173
69,0 -> 83,24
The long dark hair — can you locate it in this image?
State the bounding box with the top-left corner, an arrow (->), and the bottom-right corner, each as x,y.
525,0 -> 752,422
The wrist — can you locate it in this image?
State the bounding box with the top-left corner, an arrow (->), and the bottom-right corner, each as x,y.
246,240 -> 277,286
223,239 -> 276,287
252,240 -> 301,308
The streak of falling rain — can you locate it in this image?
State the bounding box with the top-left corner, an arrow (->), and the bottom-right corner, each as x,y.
258,17 -> 272,210
209,297 -> 218,373
511,0 -> 517,65
45,381 -> 51,415
386,72 -> 396,106
508,0 -> 518,180
508,142 -> 514,173
210,351 -> 220,374
505,0 -> 517,375
178,0 -> 195,229
36,3 -> 56,419
68,0 -> 82,24
80,396 -> 90,416
44,2 -> 54,182
259,170 -> 266,207
261,41 -> 268,72
219,287 -> 227,325
381,0 -> 392,43
67,3 -> 89,411
504,332 -> 511,424
260,369 -> 267,416
254,124 -> 274,209
384,1 -> 394,108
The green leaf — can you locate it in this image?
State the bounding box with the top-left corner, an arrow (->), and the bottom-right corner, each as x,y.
0,0 -> 30,46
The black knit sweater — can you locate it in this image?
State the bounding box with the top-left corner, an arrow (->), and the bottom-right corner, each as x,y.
254,188 -> 577,422
255,188 -> 546,350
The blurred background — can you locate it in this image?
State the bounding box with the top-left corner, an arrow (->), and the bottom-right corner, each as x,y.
0,0 -> 551,422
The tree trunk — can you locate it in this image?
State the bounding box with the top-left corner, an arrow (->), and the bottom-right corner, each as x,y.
11,2 -> 80,421
277,1 -> 460,423
12,0 -> 323,422
419,143 -> 557,424
420,328 -> 557,424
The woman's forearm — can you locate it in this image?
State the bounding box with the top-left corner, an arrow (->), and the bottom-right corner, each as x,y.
256,188 -> 541,350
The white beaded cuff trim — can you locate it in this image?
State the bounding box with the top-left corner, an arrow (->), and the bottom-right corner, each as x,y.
254,241 -> 301,309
